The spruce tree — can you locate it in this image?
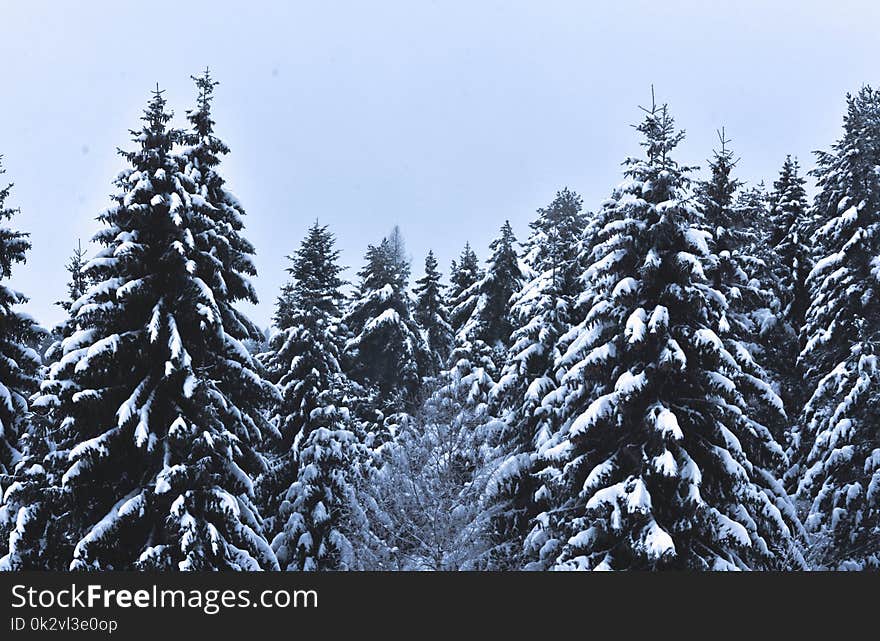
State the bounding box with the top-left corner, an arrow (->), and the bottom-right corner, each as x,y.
413,250 -> 453,372
37,82 -> 277,570
735,182 -> 773,241
44,240 -> 91,367
457,221 -> 523,349
3,236 -> 83,570
485,188 -> 588,567
768,156 -> 812,341
260,222 -> 345,449
447,243 -> 483,337
259,222 -> 368,570
58,240 -> 89,313
526,100 -> 801,570
343,232 -> 430,407
0,158 -> 41,477
0,157 -> 45,569
695,132 -> 787,438
431,224 -> 525,432
796,86 -> 880,569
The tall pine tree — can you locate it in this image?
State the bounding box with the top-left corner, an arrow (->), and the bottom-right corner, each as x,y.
695,132 -> 787,439
413,250 -> 453,373
37,81 -> 278,570
447,243 -> 483,338
485,188 -> 588,568
343,232 -> 430,408
456,221 -> 523,350
0,158 -> 41,477
795,86 -> 880,569
260,222 -> 369,570
769,156 -> 812,339
526,99 -> 801,570
0,157 -> 45,569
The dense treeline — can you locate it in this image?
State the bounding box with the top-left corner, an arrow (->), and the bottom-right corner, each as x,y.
1,75 -> 879,570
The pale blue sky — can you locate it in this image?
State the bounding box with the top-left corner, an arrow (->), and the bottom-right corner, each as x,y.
2,0 -> 879,329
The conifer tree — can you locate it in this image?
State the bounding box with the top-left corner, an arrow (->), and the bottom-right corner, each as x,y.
735,182 -> 773,241
260,222 -> 345,450
526,99 -> 801,571
695,132 -> 787,437
58,240 -> 89,313
413,250 -> 453,372
447,243 -> 483,337
2,234 -> 83,570
44,240 -> 91,367
343,232 -> 430,407
433,224 -> 526,429
457,221 -> 523,349
439,222 -> 526,412
259,222 -> 369,570
0,159 -> 41,477
768,156 -> 812,340
0,158 -> 46,569
37,82 -> 278,570
795,86 -> 880,569
485,188 -> 588,567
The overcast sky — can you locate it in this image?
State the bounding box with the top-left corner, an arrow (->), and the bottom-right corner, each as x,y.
2,0 -> 879,329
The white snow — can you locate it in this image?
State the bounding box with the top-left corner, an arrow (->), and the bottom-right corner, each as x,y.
650,405 -> 684,440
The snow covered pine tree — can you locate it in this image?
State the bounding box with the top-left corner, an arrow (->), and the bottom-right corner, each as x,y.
763,155 -> 813,415
485,188 -> 588,568
0,157 -> 45,570
769,156 -> 812,336
796,86 -> 880,569
2,241 -> 98,571
438,221 -> 526,417
447,242 -> 483,338
0,158 -> 41,479
260,221 -> 368,570
455,220 -> 524,353
413,250 -> 454,374
342,231 -> 430,411
694,131 -> 789,440
526,98 -> 803,570
36,77 -> 278,570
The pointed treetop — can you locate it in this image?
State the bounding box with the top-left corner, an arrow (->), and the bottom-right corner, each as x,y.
633,90 -> 687,170
188,68 -> 220,137
130,85 -> 174,152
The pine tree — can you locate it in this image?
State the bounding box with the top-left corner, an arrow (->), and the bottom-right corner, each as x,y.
768,156 -> 812,340
526,99 -> 801,571
437,222 -> 526,415
261,221 -> 345,450
2,234 -> 82,570
256,222 -> 368,570
735,181 -> 773,241
795,86 -> 880,569
0,159 -> 41,477
0,157 -> 46,569
696,130 -> 754,343
343,232 -> 430,407
695,132 -> 787,438
58,240 -> 89,313
447,243 -> 483,337
485,188 -> 588,567
43,240 -> 91,368
413,250 -> 453,372
521,188 -> 587,273
429,224 -> 525,433
457,221 -> 524,349
272,417 -> 370,570
37,82 -> 278,570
